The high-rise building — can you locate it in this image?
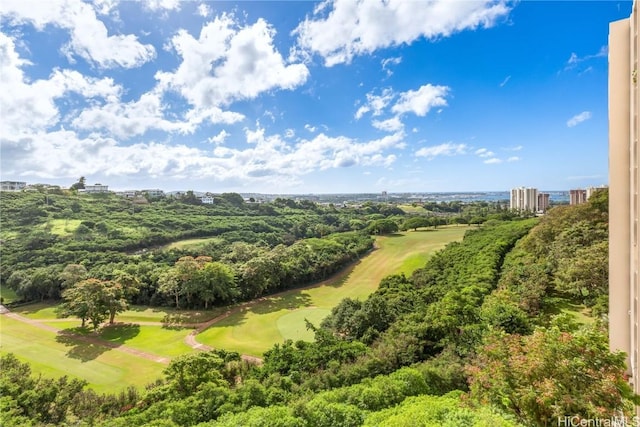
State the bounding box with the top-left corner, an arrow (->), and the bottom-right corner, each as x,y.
609,0 -> 639,396
510,187 -> 538,212
569,189 -> 587,205
537,192 -> 550,212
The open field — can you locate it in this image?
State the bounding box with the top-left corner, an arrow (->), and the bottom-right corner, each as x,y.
163,236 -> 225,250
42,219 -> 82,236
198,227 -> 470,355
14,303 -> 224,324
0,316 -> 167,393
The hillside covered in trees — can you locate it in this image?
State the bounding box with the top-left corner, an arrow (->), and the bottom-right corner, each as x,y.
1,188 -> 636,426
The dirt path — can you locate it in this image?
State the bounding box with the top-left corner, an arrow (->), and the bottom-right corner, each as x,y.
2,312 -> 170,364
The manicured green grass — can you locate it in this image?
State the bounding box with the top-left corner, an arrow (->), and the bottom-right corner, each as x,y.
164,237 -> 224,250
99,324 -> 194,357
198,227 -> 470,356
0,316 -> 165,393
1,284 -> 18,304
16,303 -> 222,324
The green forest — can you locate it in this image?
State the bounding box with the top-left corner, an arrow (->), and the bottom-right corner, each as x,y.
1,188 -> 636,426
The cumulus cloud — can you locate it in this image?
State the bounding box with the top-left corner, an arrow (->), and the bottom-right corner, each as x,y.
294,0 -> 511,66
355,88 -> 394,119
1,0 -> 155,69
415,142 -> 467,159
567,111 -> 592,127
156,14 -> 309,117
391,84 -> 449,116
197,3 -> 211,17
0,33 -> 124,138
142,0 -> 181,12
507,156 -> 520,162
2,123 -> 405,184
372,117 -> 404,132
208,130 -> 230,145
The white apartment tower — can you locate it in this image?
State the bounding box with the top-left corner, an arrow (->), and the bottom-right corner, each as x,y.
609,0 -> 640,396
510,187 -> 538,212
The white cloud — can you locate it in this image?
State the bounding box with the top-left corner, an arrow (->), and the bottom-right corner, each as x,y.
0,33 -> 124,138
208,130 -> 230,145
294,0 -> 511,66
499,75 -> 511,87
475,148 -> 495,158
284,128 -> 295,138
142,0 -> 181,12
1,123 -> 405,185
71,90 -> 198,138
567,111 -> 592,127
391,84 -> 449,116
1,0 -> 155,69
197,3 -> 212,17
304,124 -> 317,133
484,158 -> 502,164
156,15 -> 309,121
507,156 -> 520,162
415,142 -> 467,159
372,117 -> 404,132
381,56 -> 402,76
564,46 -> 607,72
355,88 -> 394,119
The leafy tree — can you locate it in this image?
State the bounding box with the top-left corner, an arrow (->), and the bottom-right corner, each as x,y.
401,216 -> 430,231
467,325 -> 639,426
58,278 -> 118,329
158,269 -> 183,308
59,264 -> 88,289
197,262 -> 238,308
366,219 -> 398,235
70,176 -> 86,190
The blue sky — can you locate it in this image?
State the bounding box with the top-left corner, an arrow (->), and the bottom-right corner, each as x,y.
0,0 -> 632,193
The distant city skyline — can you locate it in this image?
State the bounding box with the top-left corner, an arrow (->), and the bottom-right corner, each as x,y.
0,1 -> 630,193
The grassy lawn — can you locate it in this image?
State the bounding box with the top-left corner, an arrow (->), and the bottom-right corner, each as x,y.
99,324 -> 194,357
198,227 -> 470,356
15,303 -> 223,324
0,316 -> 165,393
164,236 -> 225,250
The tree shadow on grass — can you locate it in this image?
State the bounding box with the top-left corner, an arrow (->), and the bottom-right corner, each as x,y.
99,323 -> 141,345
248,293 -> 314,316
56,332 -> 111,362
55,323 -> 141,362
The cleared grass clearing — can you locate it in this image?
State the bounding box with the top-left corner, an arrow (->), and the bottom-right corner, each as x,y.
43,219 -> 82,236
0,316 -> 165,393
198,227 -> 470,356
164,236 -> 224,250
397,204 -> 426,214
